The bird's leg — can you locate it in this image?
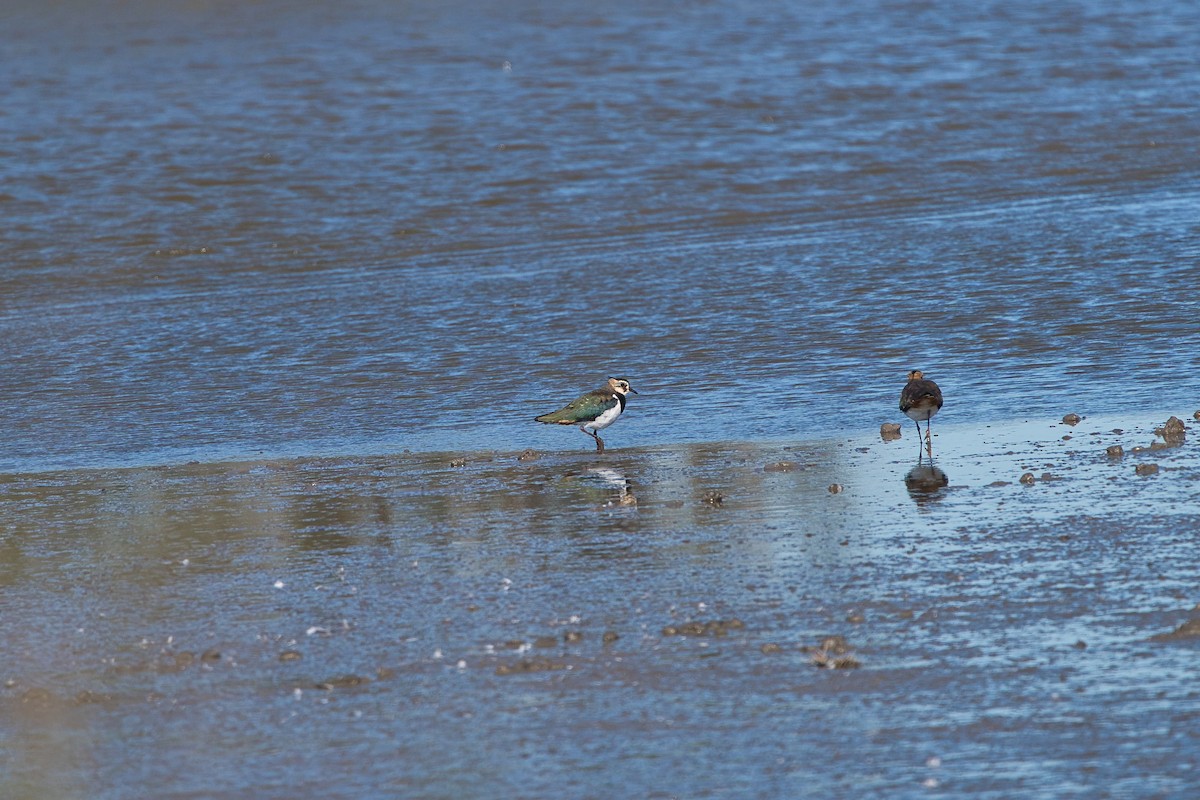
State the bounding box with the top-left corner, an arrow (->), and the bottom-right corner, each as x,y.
582,426 -> 604,452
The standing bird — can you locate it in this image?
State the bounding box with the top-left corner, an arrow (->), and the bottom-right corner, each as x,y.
535,377 -> 637,453
899,370 -> 943,445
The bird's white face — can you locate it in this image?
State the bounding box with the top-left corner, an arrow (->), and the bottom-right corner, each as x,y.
607,377 -> 636,395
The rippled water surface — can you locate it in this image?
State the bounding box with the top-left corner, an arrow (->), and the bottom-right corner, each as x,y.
3,1 -> 1200,797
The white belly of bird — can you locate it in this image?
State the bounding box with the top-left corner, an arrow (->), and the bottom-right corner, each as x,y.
904,405 -> 939,422
582,402 -> 623,433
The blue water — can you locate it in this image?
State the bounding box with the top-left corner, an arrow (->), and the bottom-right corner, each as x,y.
2,0 -> 1199,471
3,2 -> 1200,798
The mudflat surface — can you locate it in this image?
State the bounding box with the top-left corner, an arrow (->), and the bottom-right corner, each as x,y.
4,415 -> 1199,799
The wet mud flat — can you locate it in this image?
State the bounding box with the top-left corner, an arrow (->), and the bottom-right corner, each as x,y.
2,412 -> 1199,799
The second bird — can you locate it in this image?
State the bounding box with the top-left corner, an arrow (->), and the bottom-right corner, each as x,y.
899,370 -> 943,444
535,377 -> 637,453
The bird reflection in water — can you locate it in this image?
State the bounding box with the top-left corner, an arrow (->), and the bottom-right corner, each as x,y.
904,457 -> 949,506
583,467 -> 637,508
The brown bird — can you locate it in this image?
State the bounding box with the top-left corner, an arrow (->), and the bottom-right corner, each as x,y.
899,370 -> 943,444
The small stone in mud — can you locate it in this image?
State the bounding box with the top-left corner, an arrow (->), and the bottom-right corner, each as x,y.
563,630 -> 583,643
532,636 -> 558,649
200,649 -> 221,663
763,461 -> 798,472
880,422 -> 902,441
846,612 -> 865,624
702,490 -> 724,506
987,480 -> 1011,487
602,630 -> 620,645
828,483 -> 844,494
1135,463 -> 1159,476
1062,413 -> 1081,426
1019,472 -> 1036,485
1073,640 -> 1087,650
1106,445 -> 1124,459
449,458 -> 467,468
516,449 -> 539,462
278,650 -> 302,662
1040,472 -> 1055,482
503,640 -> 525,650
760,643 -> 783,655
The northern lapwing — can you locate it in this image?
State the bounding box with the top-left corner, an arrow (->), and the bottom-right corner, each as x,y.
899,370 -> 943,445
535,377 -> 637,453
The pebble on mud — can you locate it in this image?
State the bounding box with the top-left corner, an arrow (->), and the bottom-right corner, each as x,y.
602,630 -> 620,645
880,422 -> 902,441
1062,413 -> 1081,426
1019,472 -> 1036,485
828,483 -> 844,494
533,636 -> 558,649
763,461 -> 798,472
517,449 -> 539,462
278,650 -> 302,662
1106,445 -> 1124,459
1135,463 -> 1159,476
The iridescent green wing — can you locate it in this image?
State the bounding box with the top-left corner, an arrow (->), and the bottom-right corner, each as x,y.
535,389 -> 618,424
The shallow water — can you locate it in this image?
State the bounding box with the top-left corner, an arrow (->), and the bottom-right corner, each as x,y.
3,416 -> 1200,799
3,0 -> 1200,797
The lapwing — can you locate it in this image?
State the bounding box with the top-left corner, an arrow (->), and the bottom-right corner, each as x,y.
899,370 -> 943,444
535,377 -> 637,453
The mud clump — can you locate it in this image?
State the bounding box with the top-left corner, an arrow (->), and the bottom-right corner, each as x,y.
807,636 -> 861,669
880,423 -> 902,441
315,674 -> 371,690
495,657 -> 568,676
1153,416 -> 1187,448
1062,413 -> 1081,426
1135,463 -> 1159,476
1150,617 -> 1200,642
1106,445 -> 1124,459
602,630 -> 620,645
278,650 -> 302,662
763,461 -> 798,472
662,619 -> 745,637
